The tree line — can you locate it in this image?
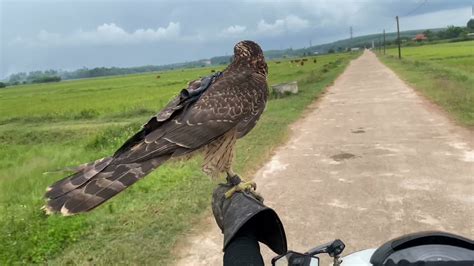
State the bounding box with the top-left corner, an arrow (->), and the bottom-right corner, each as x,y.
1,64 -> 200,88
422,25 -> 472,41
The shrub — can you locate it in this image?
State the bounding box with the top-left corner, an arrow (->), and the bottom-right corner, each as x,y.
73,109 -> 100,119
31,76 -> 61,83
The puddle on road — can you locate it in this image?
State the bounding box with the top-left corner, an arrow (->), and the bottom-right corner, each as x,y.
331,152 -> 356,161
351,127 -> 365,134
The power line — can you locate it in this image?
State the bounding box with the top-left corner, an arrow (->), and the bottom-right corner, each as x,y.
376,1 -> 428,40
402,0 -> 428,17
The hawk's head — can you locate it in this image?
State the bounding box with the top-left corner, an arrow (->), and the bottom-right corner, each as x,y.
234,40 -> 263,58
233,40 -> 268,76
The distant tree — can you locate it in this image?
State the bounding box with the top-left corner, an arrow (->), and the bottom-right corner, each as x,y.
9,73 -> 25,84
0,82 -> 6,88
328,48 -> 335,54
436,29 -> 446,39
467,19 -> 474,32
44,69 -> 58,76
422,29 -> 434,40
447,25 -> 464,38
438,25 -> 464,39
27,70 -> 44,82
31,76 -> 61,83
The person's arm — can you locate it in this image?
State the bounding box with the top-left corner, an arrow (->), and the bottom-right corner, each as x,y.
212,176 -> 287,265
224,225 -> 263,265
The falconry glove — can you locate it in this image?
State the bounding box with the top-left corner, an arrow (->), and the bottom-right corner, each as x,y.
212,177 -> 287,255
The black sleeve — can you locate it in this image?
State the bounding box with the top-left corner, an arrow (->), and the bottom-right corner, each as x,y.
224,219 -> 264,266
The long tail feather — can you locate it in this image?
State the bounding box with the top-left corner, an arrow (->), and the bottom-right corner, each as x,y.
45,157 -> 113,199
44,155 -> 170,215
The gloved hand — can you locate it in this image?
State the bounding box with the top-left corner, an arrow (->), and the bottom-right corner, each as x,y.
212,176 -> 287,255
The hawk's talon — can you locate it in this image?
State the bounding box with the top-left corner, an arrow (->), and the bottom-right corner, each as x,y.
224,180 -> 258,199
250,181 -> 257,190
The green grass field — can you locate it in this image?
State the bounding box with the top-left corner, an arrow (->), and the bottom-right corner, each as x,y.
380,41 -> 474,127
0,52 -> 358,264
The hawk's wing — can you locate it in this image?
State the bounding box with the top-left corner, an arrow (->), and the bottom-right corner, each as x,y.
114,70 -> 266,163
113,73 -> 220,157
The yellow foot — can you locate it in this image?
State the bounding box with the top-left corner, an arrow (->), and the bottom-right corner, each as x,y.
224,180 -> 258,199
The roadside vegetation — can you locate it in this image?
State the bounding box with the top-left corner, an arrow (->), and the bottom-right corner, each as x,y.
378,40 -> 474,127
0,52 -> 359,264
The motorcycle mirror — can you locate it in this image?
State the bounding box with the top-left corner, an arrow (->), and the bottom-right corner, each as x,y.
306,239 -> 345,258
272,251 -> 319,266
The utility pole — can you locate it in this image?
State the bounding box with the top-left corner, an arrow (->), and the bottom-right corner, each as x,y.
349,26 -> 353,50
347,26 -> 352,51
379,36 -> 382,52
383,29 -> 386,55
396,16 -> 401,59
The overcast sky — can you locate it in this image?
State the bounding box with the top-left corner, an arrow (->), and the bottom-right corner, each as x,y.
0,0 -> 472,78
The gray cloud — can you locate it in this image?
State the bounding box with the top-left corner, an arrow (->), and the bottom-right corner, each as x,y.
9,22 -> 182,47
256,15 -> 310,36
221,25 -> 247,36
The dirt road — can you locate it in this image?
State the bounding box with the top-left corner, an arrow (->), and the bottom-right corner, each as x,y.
174,51 -> 474,265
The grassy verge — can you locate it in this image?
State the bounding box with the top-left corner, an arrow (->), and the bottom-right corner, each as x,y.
378,41 -> 473,127
0,52 -> 359,264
